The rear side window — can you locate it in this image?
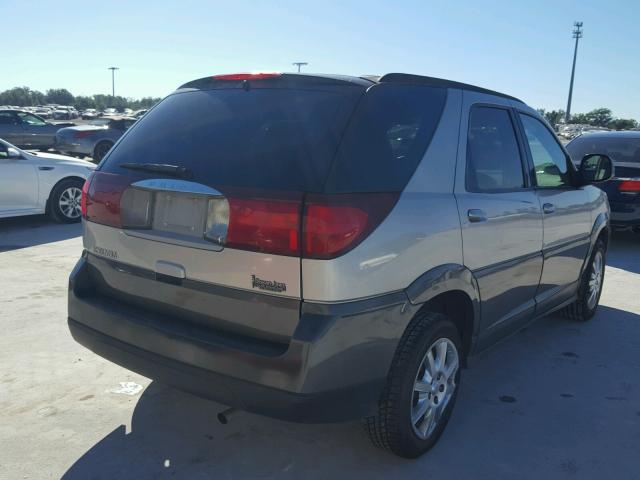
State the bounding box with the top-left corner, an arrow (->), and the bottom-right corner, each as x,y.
466,107 -> 525,191
519,114 -> 571,188
325,85 -> 447,192
100,87 -> 362,192
567,136 -> 640,164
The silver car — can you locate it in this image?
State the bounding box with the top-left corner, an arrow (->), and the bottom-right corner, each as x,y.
68,72 -> 613,458
55,116 -> 136,161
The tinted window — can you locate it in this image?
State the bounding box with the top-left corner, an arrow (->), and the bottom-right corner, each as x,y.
325,85 -> 446,192
466,107 -> 524,191
519,114 -> 570,187
18,112 -> 46,126
567,136 -> 640,164
0,112 -> 16,125
101,88 -> 361,191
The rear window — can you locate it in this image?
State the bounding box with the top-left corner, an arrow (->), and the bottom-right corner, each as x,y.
100,83 -> 446,193
101,87 -> 361,192
567,136 -> 640,164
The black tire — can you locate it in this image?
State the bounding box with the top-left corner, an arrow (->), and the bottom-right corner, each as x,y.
93,141 -> 113,162
563,238 -> 606,321
365,311 -> 462,458
49,178 -> 85,224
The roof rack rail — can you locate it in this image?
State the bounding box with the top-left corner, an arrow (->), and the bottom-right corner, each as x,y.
378,73 -> 523,103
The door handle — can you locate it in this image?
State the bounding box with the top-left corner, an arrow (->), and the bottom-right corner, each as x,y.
467,209 -> 487,223
543,203 -> 556,214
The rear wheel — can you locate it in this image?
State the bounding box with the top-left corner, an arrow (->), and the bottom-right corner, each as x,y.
564,239 -> 606,321
365,311 -> 461,458
49,178 -> 84,223
93,141 -> 113,162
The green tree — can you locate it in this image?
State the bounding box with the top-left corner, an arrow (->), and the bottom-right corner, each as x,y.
0,86 -> 45,106
609,118 -> 638,130
537,108 -> 565,126
44,88 -> 75,105
570,113 -> 590,124
584,108 -> 613,127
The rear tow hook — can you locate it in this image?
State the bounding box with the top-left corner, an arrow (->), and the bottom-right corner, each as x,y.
217,407 -> 237,425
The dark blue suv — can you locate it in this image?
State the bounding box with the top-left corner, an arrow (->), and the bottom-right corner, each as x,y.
567,131 -> 640,232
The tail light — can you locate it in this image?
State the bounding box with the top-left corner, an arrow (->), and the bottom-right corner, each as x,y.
225,197 -> 301,256
74,131 -> 94,139
303,194 -> 398,259
83,171 -> 398,260
619,180 -> 640,193
80,174 -> 92,218
82,172 -> 130,227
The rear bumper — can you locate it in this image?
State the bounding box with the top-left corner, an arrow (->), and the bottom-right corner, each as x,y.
68,254 -> 411,422
610,200 -> 640,227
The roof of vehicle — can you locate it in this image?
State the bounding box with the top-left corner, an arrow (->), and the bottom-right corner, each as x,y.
573,130 -> 640,140
178,72 -> 523,103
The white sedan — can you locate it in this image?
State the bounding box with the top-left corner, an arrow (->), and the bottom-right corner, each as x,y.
0,138 -> 95,223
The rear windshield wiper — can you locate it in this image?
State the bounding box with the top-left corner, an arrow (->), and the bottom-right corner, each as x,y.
119,163 -> 192,179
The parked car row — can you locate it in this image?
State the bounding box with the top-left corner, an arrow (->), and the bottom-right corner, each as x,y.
0,108 -> 137,159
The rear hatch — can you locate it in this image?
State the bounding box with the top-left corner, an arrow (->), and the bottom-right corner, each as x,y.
81,73 -> 446,345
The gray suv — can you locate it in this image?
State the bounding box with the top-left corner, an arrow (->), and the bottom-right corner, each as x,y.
68,73 -> 613,458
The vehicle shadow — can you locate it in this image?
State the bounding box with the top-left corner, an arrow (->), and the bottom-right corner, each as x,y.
0,215 -> 81,251
607,230 -> 639,275
61,306 -> 640,480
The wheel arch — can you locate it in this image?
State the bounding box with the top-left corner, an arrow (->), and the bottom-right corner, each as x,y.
579,211 -> 610,277
404,264 -> 481,364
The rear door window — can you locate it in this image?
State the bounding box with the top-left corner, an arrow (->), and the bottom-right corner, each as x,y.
466,106 -> 525,191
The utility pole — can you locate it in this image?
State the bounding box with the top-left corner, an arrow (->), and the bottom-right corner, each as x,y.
565,22 -> 583,123
108,67 -> 119,98
292,62 -> 308,73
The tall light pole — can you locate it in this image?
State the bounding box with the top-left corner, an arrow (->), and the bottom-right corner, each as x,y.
292,62 -> 308,73
108,66 -> 119,98
565,22 -> 583,123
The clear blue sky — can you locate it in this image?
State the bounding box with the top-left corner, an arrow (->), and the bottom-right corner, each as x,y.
2,0 -> 639,118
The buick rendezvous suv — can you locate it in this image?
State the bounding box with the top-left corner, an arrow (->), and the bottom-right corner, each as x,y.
68,72 -> 613,458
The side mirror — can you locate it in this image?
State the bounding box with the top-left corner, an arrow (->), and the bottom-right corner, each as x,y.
7,147 -> 22,159
579,154 -> 613,184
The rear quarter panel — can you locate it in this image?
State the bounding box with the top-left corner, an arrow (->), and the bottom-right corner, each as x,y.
301,89 -> 463,302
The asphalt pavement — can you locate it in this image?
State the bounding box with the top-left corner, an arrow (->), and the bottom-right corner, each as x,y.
1,215 -> 638,479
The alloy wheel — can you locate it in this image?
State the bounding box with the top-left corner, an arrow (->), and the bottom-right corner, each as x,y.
587,250 -> 604,310
58,186 -> 82,219
411,337 -> 459,440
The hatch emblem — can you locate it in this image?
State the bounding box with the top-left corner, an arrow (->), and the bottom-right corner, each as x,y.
251,275 -> 286,293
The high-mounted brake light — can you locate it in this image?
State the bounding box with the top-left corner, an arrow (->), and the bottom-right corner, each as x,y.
212,72 -> 281,81
619,180 -> 640,193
